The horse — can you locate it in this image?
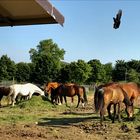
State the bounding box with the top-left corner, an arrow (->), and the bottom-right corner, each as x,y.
44,82 -> 61,97
9,83 -> 45,106
118,82 -> 140,118
94,83 -> 132,123
44,82 -> 76,105
51,84 -> 88,108
0,86 -> 11,106
44,82 -> 63,104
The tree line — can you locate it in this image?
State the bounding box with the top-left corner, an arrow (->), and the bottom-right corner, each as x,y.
0,39 -> 140,85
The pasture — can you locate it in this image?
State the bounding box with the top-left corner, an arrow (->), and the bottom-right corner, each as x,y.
0,91 -> 140,140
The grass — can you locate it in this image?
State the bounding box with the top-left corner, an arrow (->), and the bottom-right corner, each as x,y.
0,94 -> 94,125
1,93 -> 140,130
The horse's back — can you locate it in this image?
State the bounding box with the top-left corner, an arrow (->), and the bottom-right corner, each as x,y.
25,83 -> 44,95
119,82 -> 139,99
102,84 -> 125,104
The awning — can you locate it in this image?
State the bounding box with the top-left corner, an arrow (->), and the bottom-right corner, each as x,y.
0,0 -> 64,27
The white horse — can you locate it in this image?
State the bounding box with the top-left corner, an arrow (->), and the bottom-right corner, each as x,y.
9,83 -> 45,106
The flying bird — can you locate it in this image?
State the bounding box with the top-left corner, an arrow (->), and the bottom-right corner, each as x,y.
113,9 -> 122,29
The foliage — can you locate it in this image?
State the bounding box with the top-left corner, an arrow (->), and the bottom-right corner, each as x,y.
126,69 -> 140,83
103,63 -> 113,83
112,60 -> 127,82
0,55 -> 16,82
29,39 -> 65,84
59,60 -> 91,84
15,62 -> 31,82
1,39 -> 140,84
87,59 -> 106,84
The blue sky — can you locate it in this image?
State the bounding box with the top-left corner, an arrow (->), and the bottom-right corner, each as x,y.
0,0 -> 140,64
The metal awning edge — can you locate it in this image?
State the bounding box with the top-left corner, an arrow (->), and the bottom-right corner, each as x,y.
35,0 -> 64,26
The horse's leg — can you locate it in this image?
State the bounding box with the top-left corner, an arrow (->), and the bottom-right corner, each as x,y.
64,96 -> 68,107
112,104 -> 117,123
117,102 -> 122,122
76,95 -> 80,108
11,94 -> 16,106
57,96 -> 62,105
107,103 -> 112,119
59,95 -> 63,105
28,92 -> 32,99
80,96 -> 85,108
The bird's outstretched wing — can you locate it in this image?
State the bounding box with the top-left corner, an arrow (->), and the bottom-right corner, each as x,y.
116,9 -> 122,21
113,9 -> 122,29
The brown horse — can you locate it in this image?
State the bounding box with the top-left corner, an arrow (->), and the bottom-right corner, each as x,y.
0,86 -> 11,106
51,84 -> 88,108
44,82 -> 62,104
118,82 -> 140,118
44,82 -> 61,96
45,82 -> 76,105
94,83 -> 132,123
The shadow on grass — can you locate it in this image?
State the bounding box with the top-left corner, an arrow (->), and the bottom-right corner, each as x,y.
38,115 -> 99,127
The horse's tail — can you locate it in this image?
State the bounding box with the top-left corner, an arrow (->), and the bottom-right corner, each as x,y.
82,86 -> 88,104
94,87 -> 104,113
121,87 -> 132,106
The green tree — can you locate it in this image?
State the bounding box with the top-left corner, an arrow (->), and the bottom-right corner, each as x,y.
60,60 -> 91,84
104,63 -> 113,83
59,62 -> 71,83
112,60 -> 127,82
87,59 -> 106,84
16,62 -> 31,82
29,39 -> 65,84
126,69 -> 140,83
0,55 -> 16,81
69,60 -> 92,84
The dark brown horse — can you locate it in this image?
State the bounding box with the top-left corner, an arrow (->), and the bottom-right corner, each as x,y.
51,84 -> 88,108
94,83 -> 132,123
0,86 -> 11,106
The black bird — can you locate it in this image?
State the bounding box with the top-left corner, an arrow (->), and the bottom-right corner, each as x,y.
113,9 -> 122,29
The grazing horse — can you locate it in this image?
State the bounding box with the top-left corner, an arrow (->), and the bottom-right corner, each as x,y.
119,82 -> 140,118
94,83 -> 132,123
44,82 -> 61,97
44,82 -> 63,104
44,82 -> 75,105
9,83 -> 45,106
0,86 -> 11,106
51,84 -> 88,108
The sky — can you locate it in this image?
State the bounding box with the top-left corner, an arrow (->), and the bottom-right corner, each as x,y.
0,0 -> 140,65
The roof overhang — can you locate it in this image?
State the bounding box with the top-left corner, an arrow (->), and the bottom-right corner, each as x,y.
0,0 -> 64,27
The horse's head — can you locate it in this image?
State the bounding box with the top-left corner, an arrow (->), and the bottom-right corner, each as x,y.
126,105 -> 134,119
44,84 -> 51,97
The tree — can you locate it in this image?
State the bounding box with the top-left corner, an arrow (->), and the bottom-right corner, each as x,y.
87,59 -> 106,84
59,62 -> 71,83
0,55 -> 16,81
69,60 -> 92,84
112,60 -> 127,82
104,63 -> 113,83
126,69 -> 140,83
16,62 -> 31,82
29,39 -> 65,84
